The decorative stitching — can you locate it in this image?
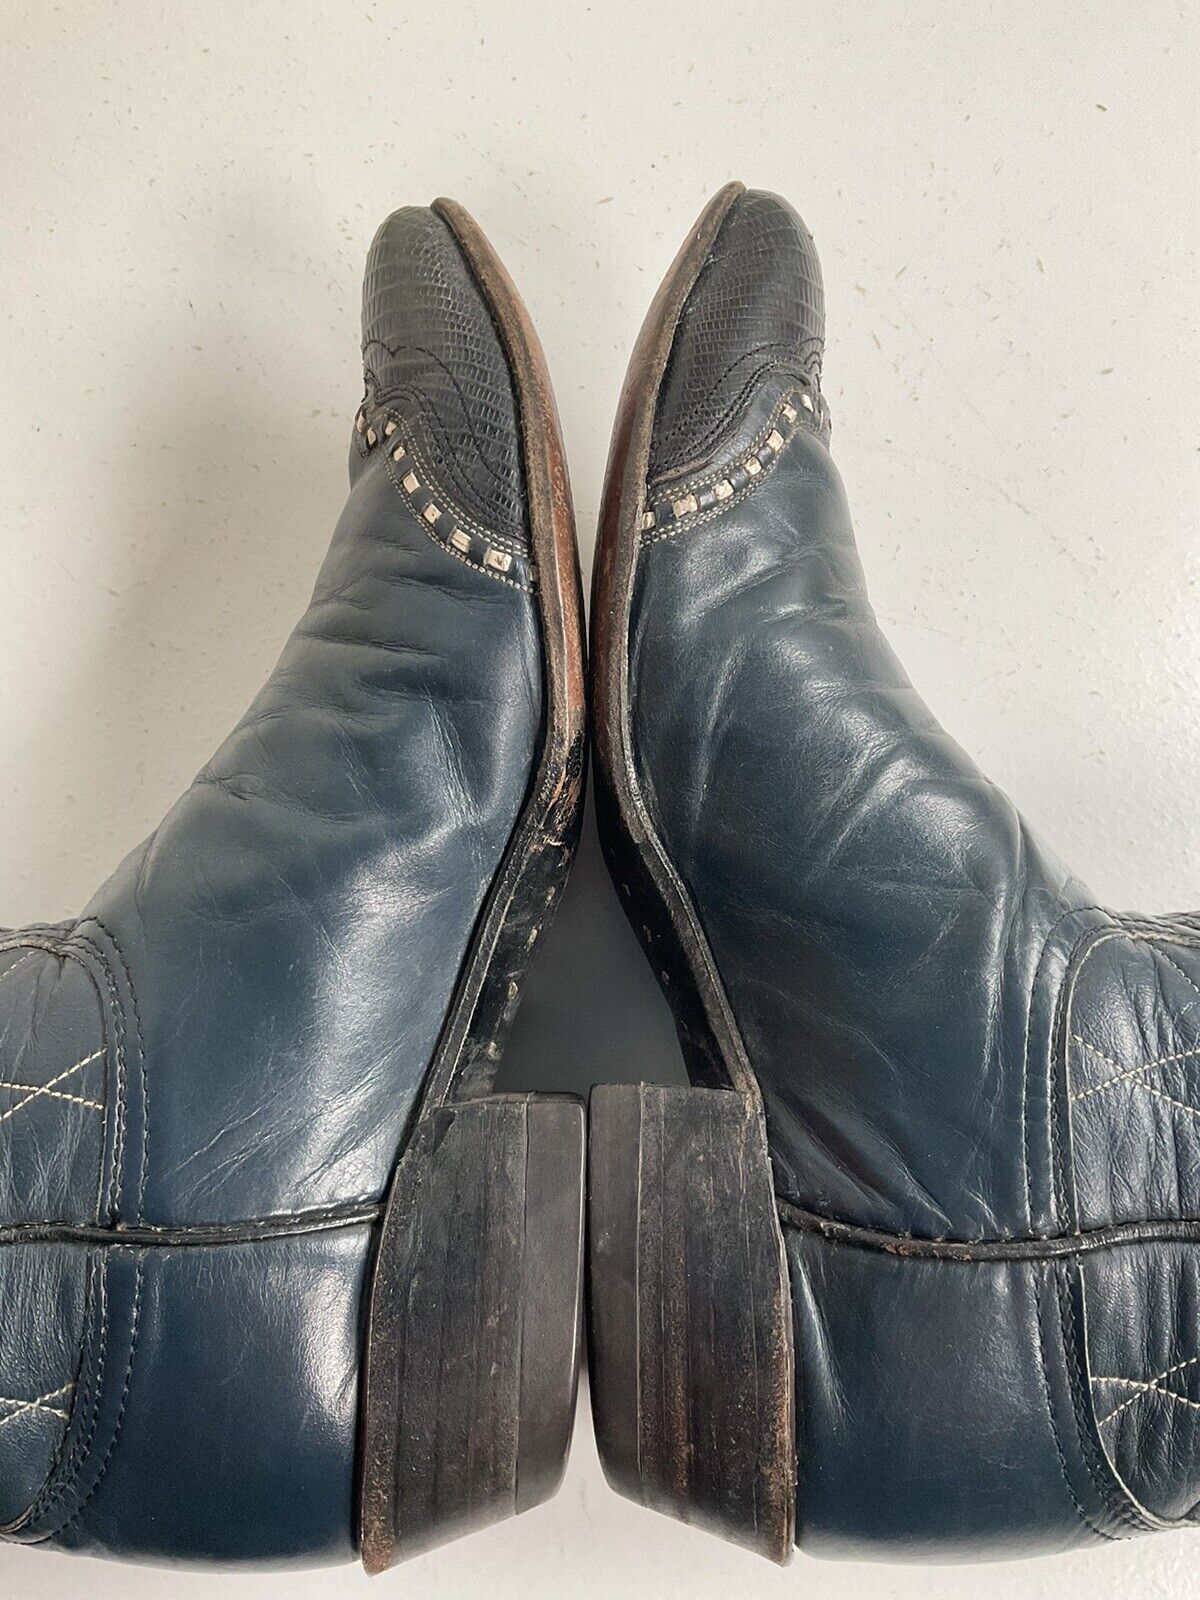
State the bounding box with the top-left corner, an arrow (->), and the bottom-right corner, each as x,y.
0,1384 -> 74,1430
1063,924 -> 1200,1526
0,1049 -> 104,1127
0,952 -> 36,990
72,923 -> 132,1218
0,1085 -> 102,1114
1151,946 -> 1200,1017
639,385 -> 824,546
1093,1356 -> 1200,1428
356,400 -> 535,591
1069,1037 -> 1200,1102
1026,904 -> 1108,1239
17,925 -> 130,1535
1130,1081 -> 1200,1122
1033,1269 -> 1118,1541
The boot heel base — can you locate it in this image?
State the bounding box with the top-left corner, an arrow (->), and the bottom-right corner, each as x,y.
360,1094 -> 585,1572
588,1083 -> 795,1563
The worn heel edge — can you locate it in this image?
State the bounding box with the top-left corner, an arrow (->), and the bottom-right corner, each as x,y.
588,1082 -> 795,1564
360,1093 -> 585,1573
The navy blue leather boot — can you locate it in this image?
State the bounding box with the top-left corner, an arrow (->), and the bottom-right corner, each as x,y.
590,183 -> 1200,1562
0,201 -> 586,1569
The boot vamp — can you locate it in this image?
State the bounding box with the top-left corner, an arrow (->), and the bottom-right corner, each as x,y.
631,423 -> 1089,1241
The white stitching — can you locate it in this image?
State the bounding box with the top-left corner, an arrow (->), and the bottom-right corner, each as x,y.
1069,1037 -> 1200,1102
1093,1357 -> 1200,1427
640,385 -> 825,545
1152,945 -> 1200,1014
0,1048 -> 105,1126
0,1083 -> 103,1113
0,952 -> 37,990
0,1383 -> 74,1429
1132,1081 -> 1200,1121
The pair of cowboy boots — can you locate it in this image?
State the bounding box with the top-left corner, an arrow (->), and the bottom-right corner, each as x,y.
1,186 -> 1196,1571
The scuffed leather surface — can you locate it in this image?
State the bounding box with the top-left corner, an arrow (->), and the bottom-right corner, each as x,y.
648,189 -> 828,489
625,190 -> 1200,1550
0,206 -> 543,1561
360,208 -> 529,552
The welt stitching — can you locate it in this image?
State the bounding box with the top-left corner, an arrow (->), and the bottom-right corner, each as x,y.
775,1200 -> 1200,1258
0,1201 -> 382,1248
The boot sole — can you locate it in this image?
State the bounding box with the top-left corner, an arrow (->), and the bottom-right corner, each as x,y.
359,201 -> 587,1573
588,182 -> 795,1564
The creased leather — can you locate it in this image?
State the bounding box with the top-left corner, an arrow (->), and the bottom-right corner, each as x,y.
624,188 -> 1200,1552
0,206 -> 543,1562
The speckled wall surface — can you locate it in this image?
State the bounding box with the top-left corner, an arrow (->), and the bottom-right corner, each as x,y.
0,1 -> 1197,1592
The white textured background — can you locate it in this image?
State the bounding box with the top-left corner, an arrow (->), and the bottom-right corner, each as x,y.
1,1 -> 1198,1595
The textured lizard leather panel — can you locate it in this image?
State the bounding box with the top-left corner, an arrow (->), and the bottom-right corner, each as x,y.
648,189 -> 829,490
359,208 -> 529,553
0,206 -> 544,1562
623,188 -> 1200,1551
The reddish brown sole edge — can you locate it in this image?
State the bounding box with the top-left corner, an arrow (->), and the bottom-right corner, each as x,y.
587,185 -> 797,1562
359,201 -> 587,1572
